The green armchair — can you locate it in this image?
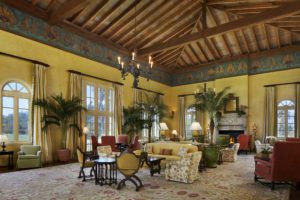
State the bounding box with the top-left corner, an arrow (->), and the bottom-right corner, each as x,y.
216,135 -> 230,148
17,145 -> 42,169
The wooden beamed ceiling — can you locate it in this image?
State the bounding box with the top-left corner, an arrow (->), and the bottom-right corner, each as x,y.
3,0 -> 300,73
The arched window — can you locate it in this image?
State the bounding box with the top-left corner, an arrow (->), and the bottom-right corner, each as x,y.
185,107 -> 196,139
277,100 -> 295,138
1,81 -> 31,143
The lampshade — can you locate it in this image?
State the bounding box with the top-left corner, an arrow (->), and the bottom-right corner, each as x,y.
190,122 -> 202,131
0,134 -> 8,143
172,130 -> 178,135
83,127 -> 89,134
160,123 -> 169,130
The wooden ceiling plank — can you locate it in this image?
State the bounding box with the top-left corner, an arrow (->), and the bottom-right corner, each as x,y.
98,0 -> 142,36
155,48 -> 181,62
262,24 -> 270,50
161,57 -> 178,66
80,0 -> 110,28
49,0 -> 90,24
138,2 -> 300,56
208,7 -> 232,57
114,0 -> 169,44
159,52 -> 181,65
122,0 -> 190,48
184,48 -> 197,65
188,44 -> 204,63
90,0 -> 124,33
250,26 -> 261,51
107,0 -> 153,40
134,1 -> 201,50
71,1 -> 98,23
32,0 -> 38,6
240,29 -> 250,53
275,26 -> 281,48
195,42 -> 209,62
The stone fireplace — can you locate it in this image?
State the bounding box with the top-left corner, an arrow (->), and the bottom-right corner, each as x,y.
217,113 -> 247,143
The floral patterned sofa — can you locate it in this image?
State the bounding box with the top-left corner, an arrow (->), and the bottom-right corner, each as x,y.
165,151 -> 202,183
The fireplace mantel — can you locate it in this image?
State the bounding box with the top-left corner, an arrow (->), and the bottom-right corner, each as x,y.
217,113 -> 247,134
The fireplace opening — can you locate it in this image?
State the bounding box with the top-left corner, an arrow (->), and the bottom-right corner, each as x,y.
219,130 -> 244,143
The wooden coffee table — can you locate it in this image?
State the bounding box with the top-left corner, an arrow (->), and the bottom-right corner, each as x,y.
144,157 -> 165,176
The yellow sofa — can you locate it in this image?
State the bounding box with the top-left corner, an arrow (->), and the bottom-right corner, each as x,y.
134,142 -> 198,161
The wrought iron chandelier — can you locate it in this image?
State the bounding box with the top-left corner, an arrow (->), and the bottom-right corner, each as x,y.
117,0 -> 153,88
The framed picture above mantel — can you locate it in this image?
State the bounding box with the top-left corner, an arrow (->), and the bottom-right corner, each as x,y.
224,95 -> 239,113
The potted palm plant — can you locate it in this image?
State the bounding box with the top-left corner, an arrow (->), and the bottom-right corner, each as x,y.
123,106 -> 145,145
136,93 -> 168,142
33,94 -> 86,162
193,86 -> 230,168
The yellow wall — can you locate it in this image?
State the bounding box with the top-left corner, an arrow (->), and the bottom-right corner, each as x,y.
1,30 -> 300,166
0,31 -> 172,165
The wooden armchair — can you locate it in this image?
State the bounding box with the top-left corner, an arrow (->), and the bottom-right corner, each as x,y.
76,147 -> 95,182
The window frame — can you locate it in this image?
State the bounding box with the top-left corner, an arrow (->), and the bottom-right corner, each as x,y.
277,100 -> 295,139
0,80 -> 32,144
83,80 -> 115,150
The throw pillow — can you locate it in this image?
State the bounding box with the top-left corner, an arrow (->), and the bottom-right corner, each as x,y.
177,147 -> 188,157
144,145 -> 153,154
160,148 -> 173,155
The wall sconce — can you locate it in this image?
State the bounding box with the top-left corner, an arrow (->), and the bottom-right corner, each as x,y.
170,110 -> 175,118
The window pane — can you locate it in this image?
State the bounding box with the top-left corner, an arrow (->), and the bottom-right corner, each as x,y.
3,84 -> 12,91
278,130 -> 285,138
108,89 -> 114,113
288,109 -> 295,117
8,82 -> 16,90
19,98 -> 29,109
288,130 -> 295,138
277,124 -> 285,132
98,116 -> 106,138
98,88 -> 106,112
108,116 -> 113,136
86,97 -> 94,110
18,109 -> 29,141
288,117 -> 295,124
86,85 -> 95,110
2,108 -> 13,141
86,115 -> 95,135
2,97 -> 14,108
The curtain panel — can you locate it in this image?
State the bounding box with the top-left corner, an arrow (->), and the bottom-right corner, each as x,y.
296,84 -> 300,138
113,84 -> 124,136
179,96 -> 186,137
67,73 -> 83,159
33,64 -> 53,163
263,86 -> 277,140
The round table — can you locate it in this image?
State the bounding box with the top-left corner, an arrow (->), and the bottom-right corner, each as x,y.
94,157 -> 117,186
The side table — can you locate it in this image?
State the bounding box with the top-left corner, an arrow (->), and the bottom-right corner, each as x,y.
0,151 -> 14,169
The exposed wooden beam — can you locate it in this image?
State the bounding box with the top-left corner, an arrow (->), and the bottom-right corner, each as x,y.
240,29 -> 250,53
1,0 -> 49,20
138,2 -> 300,56
262,24 -> 270,50
250,26 -> 260,51
49,0 -> 90,24
80,0 -> 109,28
173,44 -> 300,73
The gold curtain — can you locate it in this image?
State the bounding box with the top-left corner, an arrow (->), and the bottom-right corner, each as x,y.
263,86 -> 277,140
296,84 -> 300,138
67,73 -> 83,159
113,84 -> 123,136
33,64 -> 52,163
179,96 -> 186,137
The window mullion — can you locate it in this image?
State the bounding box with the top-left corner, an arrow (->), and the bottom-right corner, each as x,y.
14,96 -> 18,142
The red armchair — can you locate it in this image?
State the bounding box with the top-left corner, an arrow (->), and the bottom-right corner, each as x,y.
101,136 -> 117,152
254,141 -> 300,190
91,135 -> 100,153
237,134 -> 251,154
131,135 -> 140,151
117,135 -> 129,144
286,138 -> 300,142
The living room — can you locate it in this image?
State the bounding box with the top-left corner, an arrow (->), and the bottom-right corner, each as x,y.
0,0 -> 300,199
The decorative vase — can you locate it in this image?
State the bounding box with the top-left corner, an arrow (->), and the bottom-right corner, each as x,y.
57,149 -> 71,162
204,146 -> 219,168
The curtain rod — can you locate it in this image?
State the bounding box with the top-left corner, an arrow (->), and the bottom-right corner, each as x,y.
0,52 -> 50,67
68,70 -> 123,85
178,93 -> 194,97
135,87 -> 164,96
264,81 -> 300,87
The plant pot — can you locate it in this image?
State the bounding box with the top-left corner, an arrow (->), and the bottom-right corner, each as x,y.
57,149 -> 71,162
261,153 -> 270,160
204,146 -> 219,168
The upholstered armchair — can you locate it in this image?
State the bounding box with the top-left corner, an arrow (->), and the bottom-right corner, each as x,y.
220,143 -> 240,162
254,141 -> 300,190
237,134 -> 251,154
255,140 -> 273,153
17,145 -> 42,169
165,151 -> 202,183
101,136 -> 117,152
97,145 -> 120,157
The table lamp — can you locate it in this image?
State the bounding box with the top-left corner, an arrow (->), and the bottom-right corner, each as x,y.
83,127 -> 89,134
190,122 -> 202,141
172,130 -> 178,138
0,134 -> 9,151
160,122 -> 169,139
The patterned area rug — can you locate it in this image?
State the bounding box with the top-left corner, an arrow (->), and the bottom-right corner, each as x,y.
0,155 -> 289,200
